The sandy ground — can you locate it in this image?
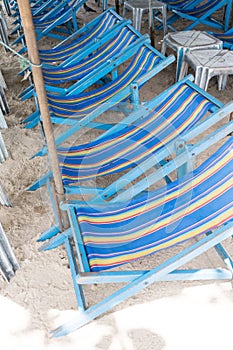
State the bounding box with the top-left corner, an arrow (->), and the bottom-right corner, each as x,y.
0,1 -> 233,349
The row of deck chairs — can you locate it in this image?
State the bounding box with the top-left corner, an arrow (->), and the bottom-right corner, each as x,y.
8,0 -> 88,52
18,9 -> 174,130
0,12 -> 18,282
0,70 -> 8,164
9,2 -> 233,337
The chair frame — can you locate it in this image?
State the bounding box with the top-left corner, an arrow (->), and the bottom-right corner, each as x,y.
167,0 -> 232,32
41,115 -> 233,337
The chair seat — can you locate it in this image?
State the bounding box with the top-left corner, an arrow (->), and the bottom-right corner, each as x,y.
77,137 -> 233,271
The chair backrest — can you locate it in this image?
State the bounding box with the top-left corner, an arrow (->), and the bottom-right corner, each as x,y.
46,44 -> 164,118
180,0 -> 228,17
39,9 -> 126,64
69,136 -> 233,272
42,26 -> 148,84
57,82 -> 215,184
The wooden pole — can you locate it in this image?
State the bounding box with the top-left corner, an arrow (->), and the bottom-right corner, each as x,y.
17,0 -> 69,230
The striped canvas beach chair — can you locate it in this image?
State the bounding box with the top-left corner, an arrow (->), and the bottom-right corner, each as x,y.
23,42 -> 174,128
11,0 -> 88,49
167,0 -> 232,31
20,9 -> 129,63
212,28 -> 233,50
19,24 -> 150,99
43,125 -> 233,337
161,0 -> 201,10
29,76 -> 233,241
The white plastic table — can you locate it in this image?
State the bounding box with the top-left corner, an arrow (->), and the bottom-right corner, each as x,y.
161,30 -> 223,81
181,48 -> 233,90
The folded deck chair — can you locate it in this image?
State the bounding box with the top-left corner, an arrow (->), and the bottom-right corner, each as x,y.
23,43 -> 174,128
43,127 -> 233,337
19,24 -> 150,100
0,222 -> 19,281
167,0 -> 232,31
29,76 -> 233,241
11,0 -> 67,35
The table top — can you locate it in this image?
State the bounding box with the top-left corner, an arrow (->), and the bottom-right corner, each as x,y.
165,30 -> 222,48
185,49 -> 233,69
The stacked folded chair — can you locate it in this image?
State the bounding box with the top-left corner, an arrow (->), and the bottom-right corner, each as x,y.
7,0 -> 233,337
0,9 -> 18,280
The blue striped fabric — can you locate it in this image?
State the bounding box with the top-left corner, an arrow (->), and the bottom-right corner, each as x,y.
42,26 -> 141,84
39,11 -> 121,63
47,45 -> 162,119
76,138 -> 233,272
57,83 -> 214,184
32,0 -> 82,30
175,0 -> 225,17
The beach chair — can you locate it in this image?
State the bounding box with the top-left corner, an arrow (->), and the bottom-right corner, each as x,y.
22,42 -> 174,128
0,222 -> 19,281
19,24 -> 150,100
37,8 -> 129,64
29,76 -> 233,241
162,0 -> 198,7
16,8 -> 129,58
12,0 -> 88,49
167,0 -> 232,31
42,121 -> 233,337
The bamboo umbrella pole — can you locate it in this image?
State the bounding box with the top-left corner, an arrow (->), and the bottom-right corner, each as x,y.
17,0 -> 69,230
